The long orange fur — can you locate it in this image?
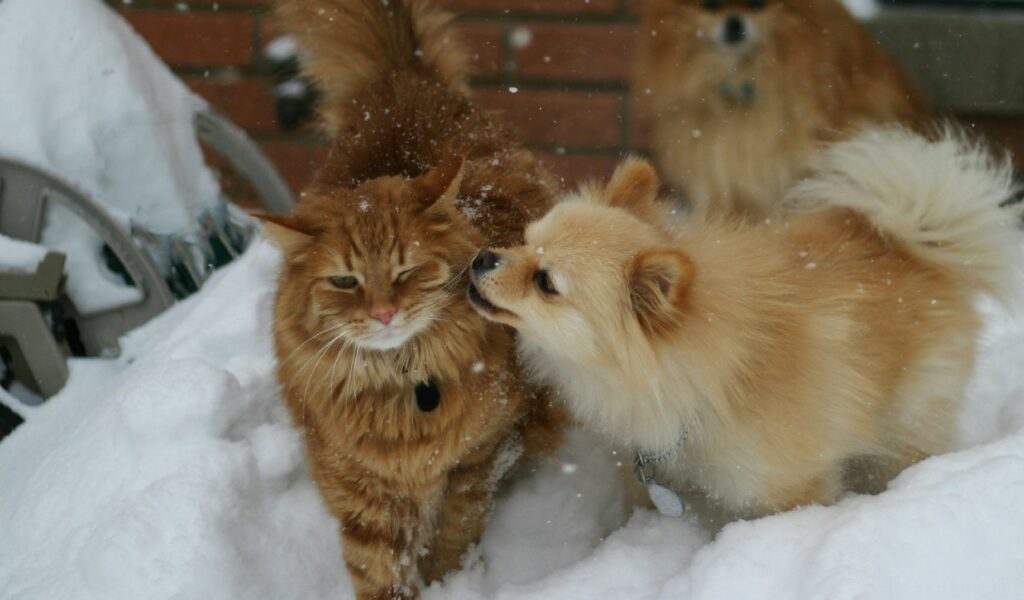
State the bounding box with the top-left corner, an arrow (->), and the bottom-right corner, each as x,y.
635,0 -> 928,218
468,127 -> 1021,528
269,1 -> 565,597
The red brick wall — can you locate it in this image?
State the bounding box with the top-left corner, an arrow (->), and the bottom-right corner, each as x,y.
109,0 -> 1023,198
109,0 -> 645,195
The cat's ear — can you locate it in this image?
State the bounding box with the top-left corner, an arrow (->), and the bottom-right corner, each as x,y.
253,214 -> 313,254
627,249 -> 694,334
601,157 -> 659,219
412,155 -> 465,209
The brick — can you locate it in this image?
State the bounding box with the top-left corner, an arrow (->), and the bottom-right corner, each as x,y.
197,0 -> 271,6
455,23 -> 506,78
513,24 -> 636,83
186,76 -> 281,133
259,18 -> 504,78
123,11 -> 255,68
119,0 -> 271,7
258,141 -> 330,193
476,89 -> 623,149
629,110 -> 654,151
629,0 -> 650,17
257,13 -> 282,50
436,0 -> 619,15
539,153 -> 621,188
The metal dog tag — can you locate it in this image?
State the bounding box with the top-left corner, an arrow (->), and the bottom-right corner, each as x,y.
647,480 -> 685,518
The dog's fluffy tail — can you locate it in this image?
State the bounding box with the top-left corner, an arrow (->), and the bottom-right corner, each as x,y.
787,125 -> 1022,300
275,0 -> 469,132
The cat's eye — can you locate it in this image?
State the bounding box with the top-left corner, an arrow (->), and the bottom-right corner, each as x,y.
330,275 -> 359,290
394,267 -> 416,284
747,0 -> 765,10
701,0 -> 721,11
535,269 -> 558,296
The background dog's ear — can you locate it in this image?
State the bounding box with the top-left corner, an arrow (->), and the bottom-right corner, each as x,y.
413,154 -> 465,210
603,158 -> 659,218
253,214 -> 313,254
628,249 -> 694,333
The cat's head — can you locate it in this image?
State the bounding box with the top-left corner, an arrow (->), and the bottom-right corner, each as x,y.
262,156 -> 480,352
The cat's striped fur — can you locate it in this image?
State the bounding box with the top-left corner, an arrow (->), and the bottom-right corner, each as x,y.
270,1 -> 566,598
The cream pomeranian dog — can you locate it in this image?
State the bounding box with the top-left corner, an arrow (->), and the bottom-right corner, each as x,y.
467,127 -> 1021,522
635,0 -> 927,219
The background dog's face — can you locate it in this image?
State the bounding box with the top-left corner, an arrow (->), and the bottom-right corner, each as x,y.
636,0 -> 846,110
468,160 -> 694,364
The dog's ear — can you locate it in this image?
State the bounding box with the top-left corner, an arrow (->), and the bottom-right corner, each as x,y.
603,158 -> 659,218
628,249 -> 694,333
253,214 -> 313,255
413,154 -> 465,210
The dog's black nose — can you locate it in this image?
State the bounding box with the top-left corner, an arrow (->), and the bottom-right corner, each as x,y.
722,15 -> 747,45
472,250 -> 500,275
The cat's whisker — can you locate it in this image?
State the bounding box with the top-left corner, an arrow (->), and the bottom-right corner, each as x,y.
301,331 -> 348,407
288,329 -> 349,397
281,323 -> 348,366
327,336 -> 358,397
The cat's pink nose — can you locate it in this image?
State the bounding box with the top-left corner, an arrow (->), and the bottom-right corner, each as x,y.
370,307 -> 397,326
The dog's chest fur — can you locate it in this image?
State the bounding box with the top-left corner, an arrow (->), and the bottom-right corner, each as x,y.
653,81 -> 823,219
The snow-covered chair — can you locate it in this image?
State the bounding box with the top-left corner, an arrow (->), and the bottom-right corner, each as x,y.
0,0 -> 293,401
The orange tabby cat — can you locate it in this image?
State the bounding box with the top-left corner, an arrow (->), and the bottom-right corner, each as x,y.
267,1 -> 565,598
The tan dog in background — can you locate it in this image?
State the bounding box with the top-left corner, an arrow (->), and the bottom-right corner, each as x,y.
635,0 -> 927,218
468,127 -> 1021,524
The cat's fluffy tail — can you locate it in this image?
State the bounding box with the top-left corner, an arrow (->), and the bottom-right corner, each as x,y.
275,0 -> 469,132
787,125 -> 1023,300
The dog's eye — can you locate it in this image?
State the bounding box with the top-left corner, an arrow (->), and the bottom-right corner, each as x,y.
747,0 -> 765,10
534,269 -> 559,296
330,275 -> 359,290
701,0 -> 721,10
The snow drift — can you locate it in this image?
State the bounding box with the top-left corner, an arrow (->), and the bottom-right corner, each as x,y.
2,239 -> 1023,600
0,0 -> 220,313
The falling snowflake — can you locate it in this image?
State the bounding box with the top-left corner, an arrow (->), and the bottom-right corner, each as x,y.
510,27 -> 533,49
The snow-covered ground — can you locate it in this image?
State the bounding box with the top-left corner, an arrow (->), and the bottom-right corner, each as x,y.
2,0 -> 1021,597
2,238 -> 1023,600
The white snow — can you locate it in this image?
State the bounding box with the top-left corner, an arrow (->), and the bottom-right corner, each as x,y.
0,0 -> 221,313
265,35 -> 300,62
840,0 -> 880,20
0,233 -> 47,273
510,27 -> 533,50
2,238 -> 1024,599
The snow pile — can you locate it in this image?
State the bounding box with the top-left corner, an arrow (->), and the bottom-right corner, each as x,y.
2,240 -> 1024,600
0,0 -> 220,313
0,234 -> 47,273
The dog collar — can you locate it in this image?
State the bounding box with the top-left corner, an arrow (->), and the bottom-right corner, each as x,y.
634,431 -> 687,518
636,431 -> 687,466
721,79 -> 756,107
